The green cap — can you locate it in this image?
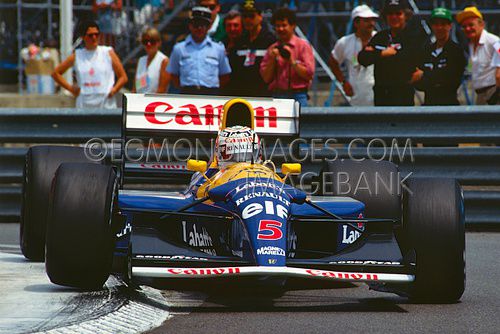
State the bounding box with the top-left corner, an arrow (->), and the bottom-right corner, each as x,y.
431,7 -> 452,22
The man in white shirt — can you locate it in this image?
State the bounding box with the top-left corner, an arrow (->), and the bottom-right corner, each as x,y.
457,6 -> 499,105
329,5 -> 379,106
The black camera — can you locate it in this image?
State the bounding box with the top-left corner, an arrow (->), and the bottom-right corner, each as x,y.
277,44 -> 291,59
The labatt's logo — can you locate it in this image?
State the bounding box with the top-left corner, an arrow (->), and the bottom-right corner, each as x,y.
144,102 -> 277,128
342,225 -> 361,244
182,221 -> 216,255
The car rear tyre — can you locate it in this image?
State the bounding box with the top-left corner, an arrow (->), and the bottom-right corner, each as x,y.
404,178 -> 465,303
320,160 -> 401,219
21,146 -> 93,261
45,163 -> 117,289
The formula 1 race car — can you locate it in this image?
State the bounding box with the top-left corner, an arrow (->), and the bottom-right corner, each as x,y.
20,94 -> 465,303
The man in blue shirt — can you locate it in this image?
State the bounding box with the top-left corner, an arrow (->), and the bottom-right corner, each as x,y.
167,6 -> 231,95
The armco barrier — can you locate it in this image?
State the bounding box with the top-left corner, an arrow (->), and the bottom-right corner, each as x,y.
300,106 -> 500,144
1,106 -> 500,227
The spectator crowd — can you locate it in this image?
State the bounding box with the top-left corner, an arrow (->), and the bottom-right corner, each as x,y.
51,0 -> 500,108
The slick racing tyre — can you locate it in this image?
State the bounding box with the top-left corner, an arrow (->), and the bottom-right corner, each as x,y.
46,163 -> 117,289
319,159 -> 401,219
21,146 -> 93,261
404,178 -> 465,303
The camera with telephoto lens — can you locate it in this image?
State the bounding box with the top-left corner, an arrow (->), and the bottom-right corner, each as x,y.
277,43 -> 291,59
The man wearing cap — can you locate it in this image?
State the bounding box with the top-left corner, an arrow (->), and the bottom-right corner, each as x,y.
411,7 -> 467,105
226,0 -> 276,96
198,0 -> 226,43
167,6 -> 231,95
457,6 -> 499,105
329,5 -> 378,106
358,0 -> 425,106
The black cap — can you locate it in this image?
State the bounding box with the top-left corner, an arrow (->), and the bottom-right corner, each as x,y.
190,6 -> 212,23
241,0 -> 261,14
383,0 -> 410,12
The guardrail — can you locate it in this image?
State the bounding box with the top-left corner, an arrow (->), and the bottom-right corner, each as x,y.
1,106 -> 500,227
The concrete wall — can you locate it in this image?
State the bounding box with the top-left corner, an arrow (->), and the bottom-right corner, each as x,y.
0,94 -> 75,108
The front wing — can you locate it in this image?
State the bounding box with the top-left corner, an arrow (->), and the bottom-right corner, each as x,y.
132,265 -> 414,283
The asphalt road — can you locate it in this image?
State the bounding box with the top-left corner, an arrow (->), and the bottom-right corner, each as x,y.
149,232 -> 500,334
1,224 -> 499,334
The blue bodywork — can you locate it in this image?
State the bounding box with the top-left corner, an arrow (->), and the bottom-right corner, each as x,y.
118,173 -> 364,267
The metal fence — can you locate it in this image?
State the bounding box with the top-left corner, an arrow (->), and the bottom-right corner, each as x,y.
1,106 -> 500,227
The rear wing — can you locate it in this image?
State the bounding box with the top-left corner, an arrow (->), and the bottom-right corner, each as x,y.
121,93 -> 300,185
123,93 -> 300,137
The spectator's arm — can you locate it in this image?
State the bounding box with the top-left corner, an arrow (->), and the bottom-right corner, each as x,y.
166,50 -> 180,88
218,47 -> 232,76
260,46 -> 278,84
411,46 -> 428,89
358,34 -> 382,67
328,54 -> 345,83
291,43 -> 314,81
109,49 -> 128,97
328,54 -> 353,96
51,53 -> 79,97
219,74 -> 230,87
131,60 -> 138,93
358,46 -> 379,66
490,41 -> 500,87
170,75 -> 180,88
496,67 -> 500,88
157,58 -> 170,93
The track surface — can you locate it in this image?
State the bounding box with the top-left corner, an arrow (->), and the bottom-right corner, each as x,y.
0,224 -> 169,334
1,224 -> 499,334
149,232 -> 500,334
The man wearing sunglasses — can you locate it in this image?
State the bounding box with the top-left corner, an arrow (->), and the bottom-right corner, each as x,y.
226,0 -> 276,96
167,6 -> 231,95
198,0 -> 226,42
52,20 -> 128,108
457,6 -> 499,105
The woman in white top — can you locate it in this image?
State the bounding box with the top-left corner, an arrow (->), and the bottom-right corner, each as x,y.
52,20 -> 128,108
134,28 -> 170,93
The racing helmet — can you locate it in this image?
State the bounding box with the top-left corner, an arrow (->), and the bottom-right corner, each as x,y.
215,126 -> 261,167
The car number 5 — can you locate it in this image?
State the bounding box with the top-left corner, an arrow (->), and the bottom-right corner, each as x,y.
257,220 -> 283,240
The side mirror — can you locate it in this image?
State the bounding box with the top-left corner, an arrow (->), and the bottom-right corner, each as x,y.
282,163 -> 301,175
187,159 -> 208,173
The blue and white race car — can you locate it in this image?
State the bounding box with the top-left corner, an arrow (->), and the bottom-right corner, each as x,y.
20,94 -> 465,302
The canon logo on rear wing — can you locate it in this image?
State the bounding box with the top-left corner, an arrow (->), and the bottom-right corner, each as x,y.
124,94 -> 299,135
145,102 -> 278,128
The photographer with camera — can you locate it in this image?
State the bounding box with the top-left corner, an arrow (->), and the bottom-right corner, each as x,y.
260,8 -> 315,106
